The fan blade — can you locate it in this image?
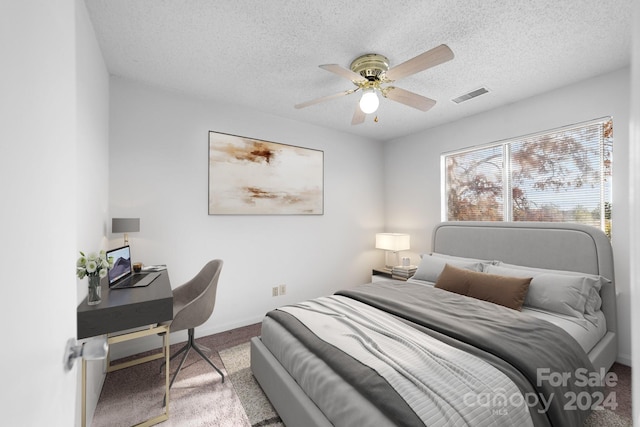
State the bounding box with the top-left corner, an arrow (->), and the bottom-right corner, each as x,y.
384,87 -> 436,111
384,44 -> 454,81
351,105 -> 365,125
295,88 -> 357,109
319,64 -> 366,83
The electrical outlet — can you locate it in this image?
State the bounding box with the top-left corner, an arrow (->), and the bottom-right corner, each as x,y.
279,284 -> 286,295
272,286 -> 279,297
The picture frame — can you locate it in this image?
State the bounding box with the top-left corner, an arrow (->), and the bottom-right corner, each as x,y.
208,131 -> 324,215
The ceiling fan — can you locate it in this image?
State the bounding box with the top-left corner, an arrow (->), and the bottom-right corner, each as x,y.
295,44 -> 454,125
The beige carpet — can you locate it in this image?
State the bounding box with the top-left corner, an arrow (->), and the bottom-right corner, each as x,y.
92,324 -> 262,427
219,342 -> 283,427
92,348 -> 249,427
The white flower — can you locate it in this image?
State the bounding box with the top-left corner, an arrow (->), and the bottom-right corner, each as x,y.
77,256 -> 87,268
77,250 -> 112,280
86,260 -> 98,274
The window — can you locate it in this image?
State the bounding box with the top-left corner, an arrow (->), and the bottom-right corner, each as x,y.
442,117 -> 612,236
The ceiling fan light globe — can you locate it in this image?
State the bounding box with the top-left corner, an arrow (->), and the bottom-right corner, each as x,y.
359,90 -> 379,114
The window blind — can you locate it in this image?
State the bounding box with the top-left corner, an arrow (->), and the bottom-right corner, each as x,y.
443,117 -> 612,236
445,144 -> 504,221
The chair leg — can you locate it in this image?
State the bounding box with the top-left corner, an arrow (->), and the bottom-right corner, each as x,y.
169,345 -> 191,389
162,328 -> 225,403
192,341 -> 224,383
159,341 -> 189,373
163,344 -> 191,407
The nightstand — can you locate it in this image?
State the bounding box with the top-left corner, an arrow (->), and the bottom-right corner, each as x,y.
372,267 -> 409,282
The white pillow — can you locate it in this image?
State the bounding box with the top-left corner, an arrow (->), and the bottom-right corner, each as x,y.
430,252 -> 497,265
412,255 -> 482,283
484,264 -> 603,320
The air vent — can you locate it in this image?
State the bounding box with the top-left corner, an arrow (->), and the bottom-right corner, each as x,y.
452,87 -> 489,104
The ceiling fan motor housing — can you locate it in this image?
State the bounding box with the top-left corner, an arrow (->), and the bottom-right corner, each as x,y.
350,54 -> 389,81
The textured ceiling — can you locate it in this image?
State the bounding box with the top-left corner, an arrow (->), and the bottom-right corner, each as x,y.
85,0 -> 633,141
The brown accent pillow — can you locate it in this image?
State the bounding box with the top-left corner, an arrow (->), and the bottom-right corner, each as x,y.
435,263 -> 532,311
434,263 -> 475,295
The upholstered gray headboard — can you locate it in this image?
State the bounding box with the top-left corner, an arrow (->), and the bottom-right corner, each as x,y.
432,221 -> 617,336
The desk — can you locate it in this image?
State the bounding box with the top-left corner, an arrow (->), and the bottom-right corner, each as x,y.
77,271 -> 174,427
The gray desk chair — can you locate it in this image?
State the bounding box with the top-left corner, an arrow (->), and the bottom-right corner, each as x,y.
161,259 -> 224,396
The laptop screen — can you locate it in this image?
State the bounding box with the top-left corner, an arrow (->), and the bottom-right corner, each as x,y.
107,245 -> 132,285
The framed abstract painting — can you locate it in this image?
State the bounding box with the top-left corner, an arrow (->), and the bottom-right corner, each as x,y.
208,131 -> 324,215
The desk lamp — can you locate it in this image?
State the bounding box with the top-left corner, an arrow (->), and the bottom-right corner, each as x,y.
375,233 -> 410,269
112,218 -> 140,245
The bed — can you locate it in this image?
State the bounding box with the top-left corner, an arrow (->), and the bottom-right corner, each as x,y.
250,222 -> 618,427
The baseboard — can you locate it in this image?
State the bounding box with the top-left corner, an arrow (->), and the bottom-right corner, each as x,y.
108,315 -> 265,360
197,315 -> 265,338
616,353 -> 632,367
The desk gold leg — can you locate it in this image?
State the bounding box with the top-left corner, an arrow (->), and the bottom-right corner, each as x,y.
82,358 -> 87,427
132,326 -> 171,427
100,325 -> 172,426
165,326 -> 170,416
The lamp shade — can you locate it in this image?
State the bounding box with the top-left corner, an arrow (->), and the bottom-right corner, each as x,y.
375,233 -> 410,251
112,218 -> 140,233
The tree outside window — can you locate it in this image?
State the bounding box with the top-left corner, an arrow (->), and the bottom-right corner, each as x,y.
443,118 -> 612,237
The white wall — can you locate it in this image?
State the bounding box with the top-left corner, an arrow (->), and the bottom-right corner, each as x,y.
384,67 -> 632,365
74,0 -> 111,424
1,0 -> 79,425
629,0 -> 639,422
108,77 -> 385,356
76,0 -> 110,301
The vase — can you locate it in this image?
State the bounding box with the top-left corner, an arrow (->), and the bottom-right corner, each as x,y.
87,275 -> 102,305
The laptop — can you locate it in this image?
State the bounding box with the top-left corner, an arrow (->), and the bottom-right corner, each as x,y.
106,245 -> 160,289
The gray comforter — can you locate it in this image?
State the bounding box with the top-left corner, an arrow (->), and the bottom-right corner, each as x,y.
267,281 -> 601,427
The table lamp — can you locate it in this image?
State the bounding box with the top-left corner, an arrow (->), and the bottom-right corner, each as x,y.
375,233 -> 410,269
112,218 -> 140,245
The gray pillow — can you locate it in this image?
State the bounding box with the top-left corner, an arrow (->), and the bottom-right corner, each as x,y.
496,262 -> 610,284
412,255 -> 482,283
495,262 -> 607,317
583,287 -> 603,325
484,264 -> 602,319
585,287 -> 603,314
